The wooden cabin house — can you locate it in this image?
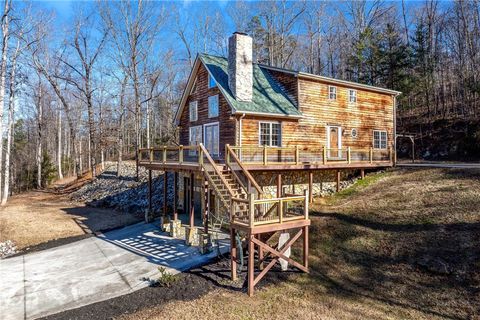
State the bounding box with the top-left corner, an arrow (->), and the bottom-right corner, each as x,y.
139,32 -> 400,295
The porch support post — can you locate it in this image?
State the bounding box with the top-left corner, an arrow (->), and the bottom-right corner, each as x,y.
336,170 -> 341,192
148,169 -> 152,217
173,172 -> 178,220
360,169 -> 365,180
230,227 -> 237,281
202,178 -> 208,234
190,172 -> 195,228
248,232 -> 255,296
303,226 -> 309,270
308,171 -> 313,203
163,171 -> 168,219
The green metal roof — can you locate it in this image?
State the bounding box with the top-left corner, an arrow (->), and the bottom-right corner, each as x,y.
199,54 -> 301,117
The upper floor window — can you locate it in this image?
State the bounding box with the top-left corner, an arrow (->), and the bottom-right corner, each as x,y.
189,101 -> 198,122
328,86 -> 337,100
259,122 -> 281,147
373,130 -> 387,149
348,89 -> 357,103
208,95 -> 219,118
208,74 -> 216,88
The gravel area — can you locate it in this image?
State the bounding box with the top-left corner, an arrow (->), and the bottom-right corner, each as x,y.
70,161 -> 174,216
0,240 -> 17,258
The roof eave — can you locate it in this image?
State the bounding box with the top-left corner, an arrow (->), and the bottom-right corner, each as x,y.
233,110 -> 303,119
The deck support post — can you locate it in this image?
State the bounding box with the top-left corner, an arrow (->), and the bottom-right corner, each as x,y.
230,227 -> 237,281
202,178 -> 208,234
173,172 -> 178,220
303,226 -> 309,270
336,170 -> 341,192
148,169 -> 152,218
189,172 -> 194,228
308,171 -> 313,203
360,169 -> 365,180
248,232 -> 255,297
163,171 -> 168,219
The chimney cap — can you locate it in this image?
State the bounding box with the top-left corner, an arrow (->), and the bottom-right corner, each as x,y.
232,31 -> 248,36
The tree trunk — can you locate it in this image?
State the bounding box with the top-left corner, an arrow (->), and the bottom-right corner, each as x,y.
57,109 -> 63,180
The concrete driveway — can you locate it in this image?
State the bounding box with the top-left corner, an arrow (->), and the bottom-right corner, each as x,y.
396,162 -> 480,169
0,222 -> 229,320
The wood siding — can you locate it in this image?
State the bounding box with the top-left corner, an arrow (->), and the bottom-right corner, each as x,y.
241,76 -> 394,151
179,63 -> 236,158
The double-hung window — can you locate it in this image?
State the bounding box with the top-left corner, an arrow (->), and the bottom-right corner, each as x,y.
329,86 -> 337,100
208,74 -> 216,88
189,101 -> 198,122
348,89 -> 357,103
373,130 -> 387,149
259,122 -> 281,147
208,95 -> 219,118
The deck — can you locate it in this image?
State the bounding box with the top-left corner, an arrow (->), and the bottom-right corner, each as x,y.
138,144 -> 394,171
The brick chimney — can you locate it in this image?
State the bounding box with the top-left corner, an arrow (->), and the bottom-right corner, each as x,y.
228,32 -> 253,102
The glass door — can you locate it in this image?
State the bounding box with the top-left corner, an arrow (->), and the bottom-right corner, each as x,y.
204,123 -> 219,156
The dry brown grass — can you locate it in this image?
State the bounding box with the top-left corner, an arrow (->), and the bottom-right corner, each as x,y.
0,191 -> 139,251
120,168 -> 480,320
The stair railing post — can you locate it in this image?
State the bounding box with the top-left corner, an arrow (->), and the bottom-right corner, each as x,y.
263,145 -> 268,166
199,145 -> 204,166
179,145 -> 184,164
226,144 -> 230,165
323,146 -> 327,164
248,193 -> 255,228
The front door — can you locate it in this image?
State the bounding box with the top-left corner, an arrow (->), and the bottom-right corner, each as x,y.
204,123 -> 219,156
327,126 -> 342,159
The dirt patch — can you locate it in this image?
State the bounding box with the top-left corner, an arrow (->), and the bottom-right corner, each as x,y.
0,191 -> 140,253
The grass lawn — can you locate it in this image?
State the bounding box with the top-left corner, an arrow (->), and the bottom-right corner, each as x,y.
120,168 -> 480,320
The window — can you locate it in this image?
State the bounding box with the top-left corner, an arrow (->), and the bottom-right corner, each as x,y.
348,89 -> 357,103
208,95 -> 219,118
189,125 -> 202,155
373,130 -> 387,149
208,74 -> 216,88
189,101 -> 198,122
328,86 -> 337,100
259,122 -> 281,147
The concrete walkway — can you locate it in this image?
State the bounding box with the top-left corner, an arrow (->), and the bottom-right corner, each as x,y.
0,222 -> 229,320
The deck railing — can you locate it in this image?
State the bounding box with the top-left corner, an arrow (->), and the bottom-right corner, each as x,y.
231,190 -> 309,227
139,145 -> 393,168
229,145 -> 393,166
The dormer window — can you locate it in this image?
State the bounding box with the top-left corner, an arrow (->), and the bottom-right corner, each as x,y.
329,86 -> 337,100
189,101 -> 198,122
208,74 -> 216,88
348,89 -> 357,103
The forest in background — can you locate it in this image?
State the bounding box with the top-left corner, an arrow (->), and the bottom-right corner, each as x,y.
0,0 -> 479,203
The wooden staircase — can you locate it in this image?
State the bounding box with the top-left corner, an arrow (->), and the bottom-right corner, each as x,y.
198,144 -> 252,231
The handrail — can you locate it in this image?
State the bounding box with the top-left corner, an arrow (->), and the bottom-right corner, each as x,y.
198,143 -> 236,198
226,144 -> 264,195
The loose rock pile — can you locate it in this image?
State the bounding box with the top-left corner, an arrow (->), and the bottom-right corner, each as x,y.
0,240 -> 17,258
70,161 -> 174,217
